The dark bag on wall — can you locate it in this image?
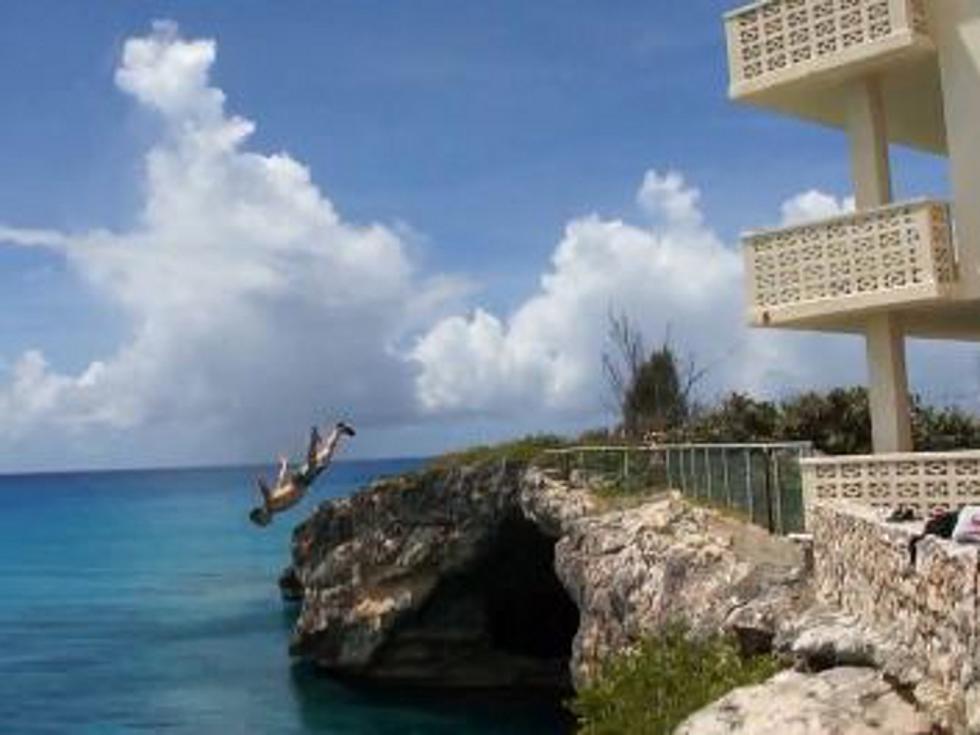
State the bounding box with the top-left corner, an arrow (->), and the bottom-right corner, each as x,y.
908,509 -> 960,566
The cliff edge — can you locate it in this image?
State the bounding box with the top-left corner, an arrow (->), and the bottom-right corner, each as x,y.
281,462 -> 808,690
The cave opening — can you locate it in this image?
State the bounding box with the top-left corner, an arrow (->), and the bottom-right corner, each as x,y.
481,515 -> 580,662
372,513 -> 580,691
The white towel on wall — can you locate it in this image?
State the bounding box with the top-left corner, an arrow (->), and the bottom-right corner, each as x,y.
952,505 -> 980,544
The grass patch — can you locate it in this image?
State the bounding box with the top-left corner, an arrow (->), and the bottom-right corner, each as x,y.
683,494 -> 754,525
591,488 -> 669,514
569,623 -> 782,735
589,475 -> 660,497
427,434 -> 570,470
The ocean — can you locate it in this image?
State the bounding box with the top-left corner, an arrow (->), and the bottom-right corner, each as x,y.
0,460 -> 572,734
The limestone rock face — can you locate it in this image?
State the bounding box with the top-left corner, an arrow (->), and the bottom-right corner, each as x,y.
518,465 -> 599,537
285,461 -> 582,688
284,460 -> 816,692
675,667 -> 932,735
775,605 -> 897,672
551,494 -> 810,684
287,462 -> 522,672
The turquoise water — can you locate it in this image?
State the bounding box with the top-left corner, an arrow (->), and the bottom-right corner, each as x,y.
0,461 -> 571,734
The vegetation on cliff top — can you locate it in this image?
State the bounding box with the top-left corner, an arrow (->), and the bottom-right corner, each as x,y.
674,387 -> 980,454
426,434 -> 569,470
603,313 -> 980,453
427,387 -> 980,474
569,623 -> 781,735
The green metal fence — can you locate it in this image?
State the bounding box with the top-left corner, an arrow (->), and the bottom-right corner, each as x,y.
540,442 -> 813,534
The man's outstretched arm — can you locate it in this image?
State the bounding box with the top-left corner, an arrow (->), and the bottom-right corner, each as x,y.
256,477 -> 272,506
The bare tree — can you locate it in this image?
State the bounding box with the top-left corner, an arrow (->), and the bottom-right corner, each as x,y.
602,310 -> 707,439
602,309 -> 645,415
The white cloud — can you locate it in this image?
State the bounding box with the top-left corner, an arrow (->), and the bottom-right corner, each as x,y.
636,170 -> 704,229
412,178 -> 980,420
0,22 -> 464,466
0,227 -> 74,248
413,171 -> 752,416
779,189 -> 855,226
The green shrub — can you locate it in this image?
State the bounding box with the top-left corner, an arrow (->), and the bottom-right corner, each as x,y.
576,427 -> 630,446
675,387 -> 980,455
678,392 -> 780,444
912,398 -> 980,451
569,623 -> 781,735
620,343 -> 690,438
767,387 -> 869,454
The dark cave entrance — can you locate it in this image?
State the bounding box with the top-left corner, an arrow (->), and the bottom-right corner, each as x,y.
374,514 -> 580,691
481,515 -> 580,662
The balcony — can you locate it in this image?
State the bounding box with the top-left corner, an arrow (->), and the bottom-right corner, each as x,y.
724,0 -> 944,153
801,450 -> 980,515
744,199 -> 957,327
726,0 -> 931,94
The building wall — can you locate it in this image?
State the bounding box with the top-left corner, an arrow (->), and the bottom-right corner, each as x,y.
933,1 -> 980,297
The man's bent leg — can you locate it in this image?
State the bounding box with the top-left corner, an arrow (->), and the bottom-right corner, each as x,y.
306,427 -> 321,471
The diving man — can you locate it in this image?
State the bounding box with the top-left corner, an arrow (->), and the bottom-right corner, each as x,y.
249,421 -> 356,527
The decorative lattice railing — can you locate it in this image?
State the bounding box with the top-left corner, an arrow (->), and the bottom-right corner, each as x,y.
725,0 -> 931,96
802,450 -> 980,515
744,199 -> 956,325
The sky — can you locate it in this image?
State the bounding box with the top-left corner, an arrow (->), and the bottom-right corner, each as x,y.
0,1 -> 974,472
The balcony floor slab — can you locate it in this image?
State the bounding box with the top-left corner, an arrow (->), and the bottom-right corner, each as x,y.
755,296 -> 980,342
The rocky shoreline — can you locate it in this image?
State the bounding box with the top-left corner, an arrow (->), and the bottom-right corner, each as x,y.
279,461 -> 940,733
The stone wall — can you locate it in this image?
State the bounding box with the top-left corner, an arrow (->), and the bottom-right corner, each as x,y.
810,501 -> 980,727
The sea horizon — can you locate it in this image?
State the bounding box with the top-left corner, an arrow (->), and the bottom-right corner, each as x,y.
0,455 -> 434,480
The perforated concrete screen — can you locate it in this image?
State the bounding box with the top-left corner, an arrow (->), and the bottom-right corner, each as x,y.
744,200 -> 956,325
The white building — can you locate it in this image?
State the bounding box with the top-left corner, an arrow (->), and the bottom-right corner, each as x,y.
723,0 -> 980,511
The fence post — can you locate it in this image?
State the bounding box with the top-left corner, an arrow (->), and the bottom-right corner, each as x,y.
687,447 -> 693,495
665,449 -> 672,489
744,449 -> 754,524
705,447 -> 712,503
723,449 -> 731,508
796,446 -> 806,531
772,449 -> 783,534
623,448 -> 630,481
681,448 -> 686,492
684,447 -> 698,497
763,450 -> 775,533
689,447 -> 696,497
693,447 -> 700,498
680,448 -> 687,493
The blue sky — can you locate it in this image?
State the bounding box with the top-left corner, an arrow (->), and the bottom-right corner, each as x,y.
0,2 -> 964,471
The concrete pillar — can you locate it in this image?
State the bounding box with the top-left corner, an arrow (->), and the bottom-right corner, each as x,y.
846,77 -> 911,453
866,313 -> 913,453
930,1 -> 980,296
845,76 -> 892,208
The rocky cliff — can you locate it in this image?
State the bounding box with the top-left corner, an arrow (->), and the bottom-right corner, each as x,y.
283,461 -> 809,684
281,460 -> 939,732
283,462 -> 579,689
